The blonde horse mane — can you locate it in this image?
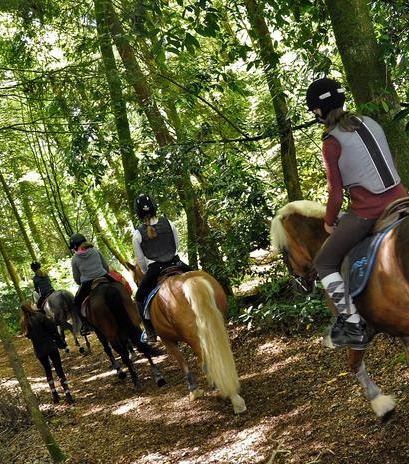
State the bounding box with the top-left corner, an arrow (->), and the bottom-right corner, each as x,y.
270,200 -> 325,253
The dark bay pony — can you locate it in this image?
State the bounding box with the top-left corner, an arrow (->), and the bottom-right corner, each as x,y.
85,279 -> 166,390
125,263 -> 247,414
270,199 -> 409,419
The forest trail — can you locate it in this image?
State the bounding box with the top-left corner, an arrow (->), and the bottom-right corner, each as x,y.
1,325 -> 409,463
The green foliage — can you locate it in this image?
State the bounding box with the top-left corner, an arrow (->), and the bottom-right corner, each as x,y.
236,276 -> 331,335
0,286 -> 30,335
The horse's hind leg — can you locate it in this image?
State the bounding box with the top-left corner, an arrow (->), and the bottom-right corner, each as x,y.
163,340 -> 203,400
111,340 -> 143,391
348,348 -> 395,420
94,331 -> 126,380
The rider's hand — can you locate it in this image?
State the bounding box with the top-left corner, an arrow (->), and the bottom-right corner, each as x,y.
324,222 -> 336,234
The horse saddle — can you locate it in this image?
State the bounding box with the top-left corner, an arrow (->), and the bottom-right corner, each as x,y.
343,202 -> 409,298
143,266 -> 185,319
81,277 -> 111,318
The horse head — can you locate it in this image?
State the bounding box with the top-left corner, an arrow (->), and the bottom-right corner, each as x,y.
124,261 -> 144,286
270,200 -> 329,290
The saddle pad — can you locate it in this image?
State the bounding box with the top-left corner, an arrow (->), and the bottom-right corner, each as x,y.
344,218 -> 405,298
143,285 -> 161,320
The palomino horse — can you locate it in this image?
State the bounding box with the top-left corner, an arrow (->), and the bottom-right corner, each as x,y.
125,263 -> 247,414
85,279 -> 166,390
270,199 -> 409,420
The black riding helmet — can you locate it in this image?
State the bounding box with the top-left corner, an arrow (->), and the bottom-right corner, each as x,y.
30,261 -> 41,272
306,77 -> 345,119
69,233 -> 87,251
134,194 -> 157,220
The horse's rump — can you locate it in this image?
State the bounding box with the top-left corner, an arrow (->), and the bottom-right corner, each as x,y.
88,282 -> 142,346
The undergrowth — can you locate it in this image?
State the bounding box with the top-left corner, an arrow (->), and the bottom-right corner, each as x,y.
233,275 -> 331,335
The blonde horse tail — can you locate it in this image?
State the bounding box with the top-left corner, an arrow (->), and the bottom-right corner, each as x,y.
183,277 -> 246,414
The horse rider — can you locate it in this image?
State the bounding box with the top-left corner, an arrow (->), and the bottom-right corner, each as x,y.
31,261 -> 55,310
20,300 -> 74,404
132,194 -> 192,343
306,77 -> 408,350
69,233 -> 115,335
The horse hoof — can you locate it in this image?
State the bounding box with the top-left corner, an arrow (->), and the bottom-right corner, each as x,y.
157,377 -> 167,388
133,382 -> 144,392
232,394 -> 247,414
381,408 -> 395,423
117,371 -> 127,380
321,335 -> 336,349
79,347 -> 85,354
65,348 -> 70,354
189,389 -> 204,401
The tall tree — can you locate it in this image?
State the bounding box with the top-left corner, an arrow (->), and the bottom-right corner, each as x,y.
243,0 -> 303,201
324,0 -> 409,185
93,0 -> 139,214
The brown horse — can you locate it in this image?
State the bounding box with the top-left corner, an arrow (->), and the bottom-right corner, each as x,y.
85,280 -> 166,390
125,263 -> 246,414
270,199 -> 409,420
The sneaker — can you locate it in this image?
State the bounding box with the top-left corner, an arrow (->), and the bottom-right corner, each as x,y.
65,392 -> 74,405
330,316 -> 369,350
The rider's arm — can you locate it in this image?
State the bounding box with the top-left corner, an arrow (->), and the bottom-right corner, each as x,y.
322,136 -> 343,227
71,258 -> 81,285
132,230 -> 148,273
168,220 -> 180,250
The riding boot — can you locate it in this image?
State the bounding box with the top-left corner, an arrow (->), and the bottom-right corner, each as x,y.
136,301 -> 157,343
76,305 -> 92,336
321,272 -> 369,350
142,317 -> 157,344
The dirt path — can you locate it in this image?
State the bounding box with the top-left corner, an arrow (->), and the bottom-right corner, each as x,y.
1,325 -> 409,464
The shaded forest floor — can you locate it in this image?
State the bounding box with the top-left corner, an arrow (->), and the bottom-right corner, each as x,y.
2,323 -> 409,464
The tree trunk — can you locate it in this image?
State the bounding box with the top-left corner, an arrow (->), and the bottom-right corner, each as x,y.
325,0 -> 409,185
106,1 -> 228,273
83,194 -> 130,266
0,315 -> 67,463
19,181 -> 45,255
94,0 -> 139,214
0,171 -> 37,261
243,0 -> 303,201
0,240 -> 23,301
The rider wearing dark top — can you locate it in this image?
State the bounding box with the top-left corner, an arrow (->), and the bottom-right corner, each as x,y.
132,194 -> 192,342
20,301 -> 73,404
31,262 -> 55,310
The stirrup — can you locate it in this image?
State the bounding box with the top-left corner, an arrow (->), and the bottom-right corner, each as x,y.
140,330 -> 157,344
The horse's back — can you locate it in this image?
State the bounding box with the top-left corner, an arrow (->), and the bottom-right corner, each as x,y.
88,281 -> 141,336
361,219 -> 409,335
151,270 -> 227,342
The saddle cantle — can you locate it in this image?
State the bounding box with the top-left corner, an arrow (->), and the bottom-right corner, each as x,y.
373,196 -> 409,233
143,266 -> 185,319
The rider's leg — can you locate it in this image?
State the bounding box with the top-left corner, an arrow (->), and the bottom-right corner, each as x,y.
74,281 -> 93,335
50,349 -> 74,404
39,355 -> 60,403
315,212 -> 375,349
135,265 -> 162,342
